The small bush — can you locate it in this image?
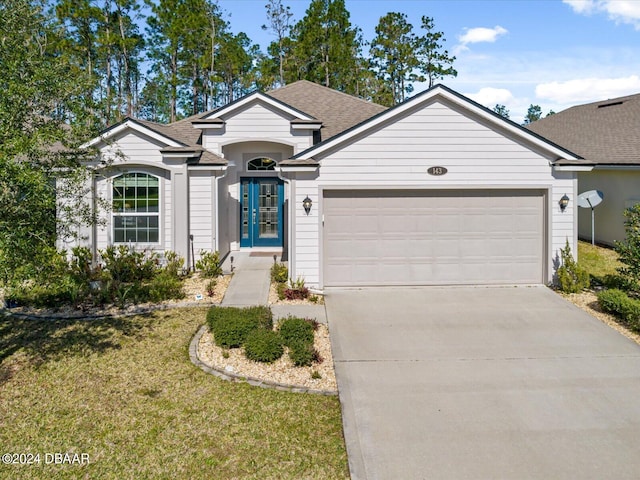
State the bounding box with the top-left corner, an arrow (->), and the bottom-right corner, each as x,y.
288,340 -> 320,367
148,271 -> 185,302
206,279 -> 217,297
284,287 -> 310,300
244,329 -> 284,363
283,277 -> 310,300
270,262 -> 288,283
556,240 -> 589,293
100,245 -> 159,283
196,250 -> 223,278
598,289 -> 640,329
615,204 -> 640,290
278,317 -> 315,347
207,306 -> 273,348
276,282 -> 287,300
163,250 -> 185,279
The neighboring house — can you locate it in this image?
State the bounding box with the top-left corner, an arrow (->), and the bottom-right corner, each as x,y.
65,80 -> 584,288
527,93 -> 640,246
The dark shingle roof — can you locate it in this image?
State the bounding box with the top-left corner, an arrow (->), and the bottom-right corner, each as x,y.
266,80 -> 387,141
113,81 -> 386,164
526,93 -> 640,165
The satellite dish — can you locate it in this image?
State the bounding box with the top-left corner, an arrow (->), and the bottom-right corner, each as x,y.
577,190 -> 604,209
577,190 -> 604,245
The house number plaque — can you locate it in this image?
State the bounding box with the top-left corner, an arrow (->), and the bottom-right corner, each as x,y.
427,166 -> 448,176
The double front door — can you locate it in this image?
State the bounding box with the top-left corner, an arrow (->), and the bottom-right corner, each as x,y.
240,177 -> 284,247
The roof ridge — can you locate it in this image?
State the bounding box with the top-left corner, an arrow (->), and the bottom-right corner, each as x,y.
275,80 -> 387,109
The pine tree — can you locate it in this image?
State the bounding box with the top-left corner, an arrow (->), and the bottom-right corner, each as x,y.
415,16 -> 456,88
287,0 -> 363,94
370,12 -> 418,106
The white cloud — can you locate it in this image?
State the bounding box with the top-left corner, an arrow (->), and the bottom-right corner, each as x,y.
563,0 -> 640,29
465,87 -> 515,106
458,26 -> 508,45
563,0 -> 596,14
535,75 -> 640,103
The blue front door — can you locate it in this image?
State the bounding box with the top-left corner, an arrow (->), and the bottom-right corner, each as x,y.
240,177 -> 284,247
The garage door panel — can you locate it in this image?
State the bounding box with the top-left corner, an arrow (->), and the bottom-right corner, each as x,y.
323,189 -> 545,286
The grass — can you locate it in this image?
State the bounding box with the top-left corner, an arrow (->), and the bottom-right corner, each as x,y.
578,240 -> 621,282
0,308 -> 349,479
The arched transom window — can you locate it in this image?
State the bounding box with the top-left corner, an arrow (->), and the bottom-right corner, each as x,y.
112,172 -> 160,243
247,157 -> 277,171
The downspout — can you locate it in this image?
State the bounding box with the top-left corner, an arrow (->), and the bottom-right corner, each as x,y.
277,167 -> 293,268
214,165 -> 229,253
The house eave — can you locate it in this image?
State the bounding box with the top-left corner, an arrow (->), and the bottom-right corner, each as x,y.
552,165 -> 594,172
81,118 -> 185,149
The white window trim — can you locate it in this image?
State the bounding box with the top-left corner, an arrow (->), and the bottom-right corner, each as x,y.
111,170 -> 163,247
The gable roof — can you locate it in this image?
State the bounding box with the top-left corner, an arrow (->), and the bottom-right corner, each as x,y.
285,84 -> 582,164
267,80 -> 387,141
526,93 -> 640,165
200,89 -> 317,122
82,117 -> 188,149
85,81 -> 386,163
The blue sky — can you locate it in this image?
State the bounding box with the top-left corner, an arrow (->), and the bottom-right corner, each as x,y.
217,0 -> 640,122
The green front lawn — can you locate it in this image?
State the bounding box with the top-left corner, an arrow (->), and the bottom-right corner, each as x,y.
0,308 -> 348,479
578,240 -> 620,282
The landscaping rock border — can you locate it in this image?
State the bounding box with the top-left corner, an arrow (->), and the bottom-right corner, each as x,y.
189,325 -> 338,396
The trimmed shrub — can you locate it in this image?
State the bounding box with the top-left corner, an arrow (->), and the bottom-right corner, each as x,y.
207,306 -> 273,348
598,289 -> 640,329
276,282 -> 287,301
556,240 -> 589,293
244,329 -> 284,363
270,262 -> 288,284
288,340 -> 320,367
278,317 -> 315,347
243,306 -> 274,330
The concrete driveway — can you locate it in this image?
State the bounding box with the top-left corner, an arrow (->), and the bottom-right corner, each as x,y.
325,286 -> 640,480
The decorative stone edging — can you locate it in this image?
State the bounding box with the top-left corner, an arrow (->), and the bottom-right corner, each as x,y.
189,325 -> 338,396
0,300 -> 217,322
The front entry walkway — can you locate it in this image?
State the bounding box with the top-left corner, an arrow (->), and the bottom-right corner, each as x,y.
326,286 -> 640,480
218,250 -> 328,322
220,252 -> 275,306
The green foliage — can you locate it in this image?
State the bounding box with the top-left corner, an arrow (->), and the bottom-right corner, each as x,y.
244,329 -> 284,363
370,12 -> 455,105
148,271 -> 185,302
288,339 -> 320,367
615,204 -> 640,292
493,104 -> 510,119
276,282 -> 287,301
278,317 -> 315,347
597,289 -> 640,330
270,262 -> 288,283
207,306 -> 273,348
285,0 -> 364,93
283,277 -> 309,300
206,279 -> 217,297
414,16 -> 457,88
99,245 -> 159,283
196,250 -> 223,278
556,240 -> 589,293
163,250 -> 185,279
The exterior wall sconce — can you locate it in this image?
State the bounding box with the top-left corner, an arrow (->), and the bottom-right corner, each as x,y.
302,196 -> 312,215
559,194 -> 570,212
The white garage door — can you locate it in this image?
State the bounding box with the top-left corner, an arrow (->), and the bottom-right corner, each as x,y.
322,189 -> 545,286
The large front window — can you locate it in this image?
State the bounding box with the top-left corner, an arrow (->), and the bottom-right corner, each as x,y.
112,173 -> 159,243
